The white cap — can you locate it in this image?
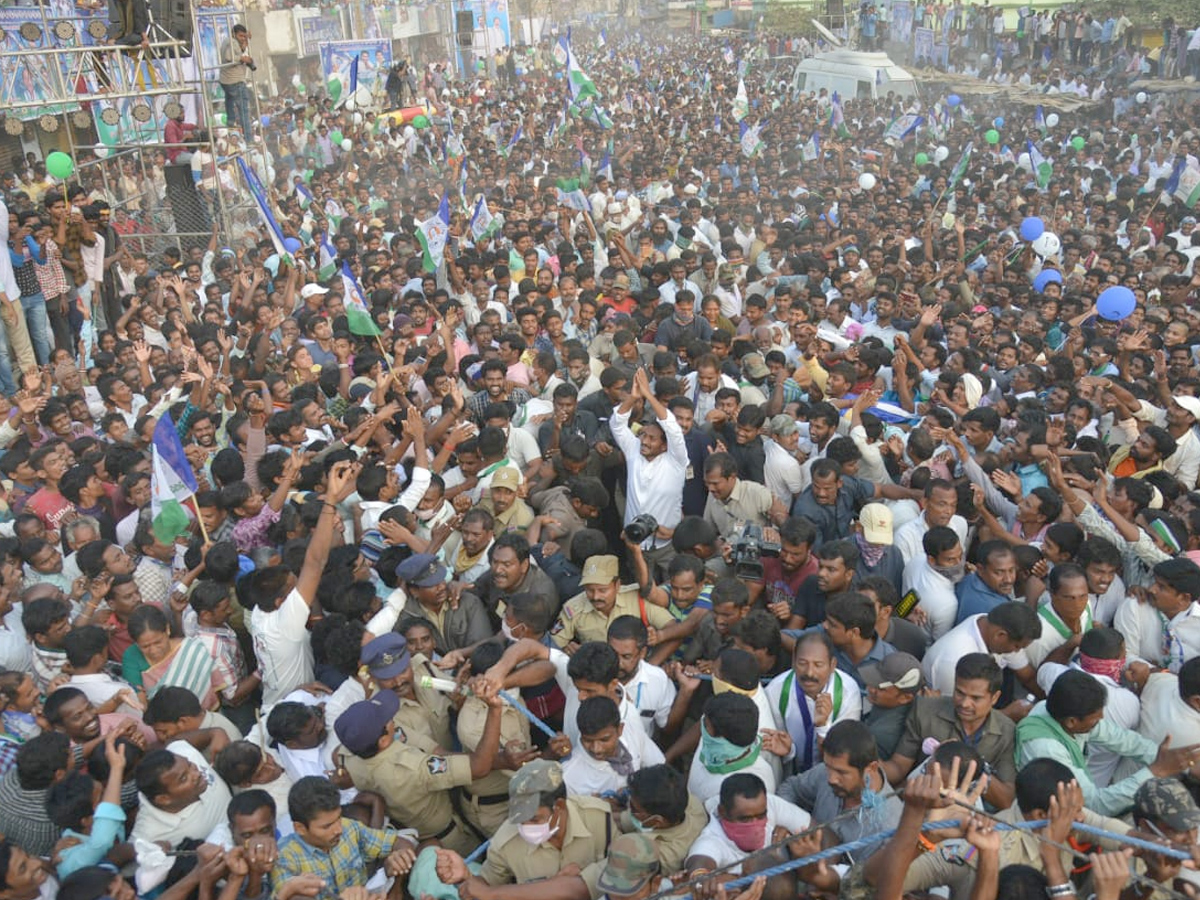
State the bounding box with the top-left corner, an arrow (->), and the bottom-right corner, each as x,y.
300,284 -> 330,299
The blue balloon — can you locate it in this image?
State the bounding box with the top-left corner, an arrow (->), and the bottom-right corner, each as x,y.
947,94 -> 961,107
1033,269 -> 1063,292
261,115 -> 271,127
283,237 -> 302,254
1096,285 -> 1136,321
994,116 -> 1005,127
1020,216 -> 1045,242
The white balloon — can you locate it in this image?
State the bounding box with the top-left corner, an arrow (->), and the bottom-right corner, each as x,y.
1045,112 -> 1060,127
1136,91 -> 1148,103
353,87 -> 373,109
858,173 -> 877,191
291,73 -> 302,87
345,98 -> 356,112
341,138 -> 352,151
1031,231 -> 1061,257
1018,152 -> 1031,170
94,147 -> 109,159
353,112 -> 363,125
934,145 -> 949,162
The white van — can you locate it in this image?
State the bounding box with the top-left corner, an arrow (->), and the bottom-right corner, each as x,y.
792,47 -> 919,100
791,21 -> 918,101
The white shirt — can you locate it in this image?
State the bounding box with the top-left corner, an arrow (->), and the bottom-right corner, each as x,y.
1165,427 -> 1200,491
249,588 -> 315,706
561,730 -> 666,798
1038,662 -> 1140,788
1140,671 -> 1200,750
681,371 -> 741,422
1115,598 -> 1200,672
0,201 -> 20,300
0,611 -> 30,673
687,742 -> 778,804
132,741 -> 232,848
68,672 -> 142,717
893,513 -> 970,563
1114,594 -> 1166,664
610,407 -> 688,534
763,439 -> 803,507
504,426 -> 542,470
923,615 -> 1031,696
623,661 -> 677,734
764,669 -> 861,767
1024,602 -> 1094,670
687,794 -> 810,871
901,556 -> 960,641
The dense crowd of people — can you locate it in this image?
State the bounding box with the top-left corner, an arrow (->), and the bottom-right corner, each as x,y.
5,16 -> 1200,900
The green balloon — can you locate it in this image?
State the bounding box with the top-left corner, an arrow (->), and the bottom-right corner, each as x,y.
985,129 -> 1000,145
45,151 -> 74,180
216,112 -> 227,126
327,75 -> 342,103
330,130 -> 344,145
914,152 -> 929,166
412,115 -> 430,129
1071,135 -> 1086,151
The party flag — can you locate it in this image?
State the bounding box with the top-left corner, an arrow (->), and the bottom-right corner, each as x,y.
1027,139 -> 1051,190
237,157 -> 291,265
566,37 -> 598,102
150,415 -> 197,543
732,78 -> 749,122
340,261 -> 380,336
417,194 -> 451,272
469,195 -> 498,241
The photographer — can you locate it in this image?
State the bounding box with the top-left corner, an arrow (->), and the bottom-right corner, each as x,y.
218,24 -> 255,138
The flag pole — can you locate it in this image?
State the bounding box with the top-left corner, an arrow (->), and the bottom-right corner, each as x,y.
191,492 -> 211,545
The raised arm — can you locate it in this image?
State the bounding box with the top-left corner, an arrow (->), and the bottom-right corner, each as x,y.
296,460 -> 360,606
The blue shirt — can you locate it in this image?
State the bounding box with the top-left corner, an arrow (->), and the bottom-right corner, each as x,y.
954,572 -> 1013,626
1014,462 -> 1049,495
57,801 -> 126,878
791,476 -> 875,545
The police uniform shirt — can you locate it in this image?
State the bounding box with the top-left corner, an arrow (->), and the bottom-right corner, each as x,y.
394,697 -> 441,753
456,696 -> 531,834
618,795 -> 709,873
411,653 -> 455,749
342,737 -> 477,855
552,586 -> 675,647
480,795 -> 614,891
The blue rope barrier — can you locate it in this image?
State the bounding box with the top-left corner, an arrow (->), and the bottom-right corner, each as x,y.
673,819 -> 1048,900
498,689 -> 559,740
464,840 -> 490,864
1070,820 -> 1192,862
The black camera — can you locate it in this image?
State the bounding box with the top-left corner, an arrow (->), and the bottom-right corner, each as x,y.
730,523 -> 781,582
624,513 -> 658,545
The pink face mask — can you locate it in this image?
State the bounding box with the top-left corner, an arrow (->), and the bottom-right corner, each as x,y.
719,817 -> 767,852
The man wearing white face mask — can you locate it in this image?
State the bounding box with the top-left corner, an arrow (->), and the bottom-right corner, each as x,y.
433,759 -> 614,900
901,526 -> 966,642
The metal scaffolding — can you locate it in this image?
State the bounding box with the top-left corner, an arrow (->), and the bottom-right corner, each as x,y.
0,1 -> 264,256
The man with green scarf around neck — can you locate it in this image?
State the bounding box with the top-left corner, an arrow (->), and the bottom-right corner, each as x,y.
1016,668 -> 1200,816
687,692 -> 778,803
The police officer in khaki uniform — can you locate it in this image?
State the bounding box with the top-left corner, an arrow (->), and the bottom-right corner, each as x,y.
623,765 -> 709,873
456,658 -> 534,836
433,759 -> 614,900
552,556 -> 675,649
362,633 -> 452,752
334,686 -> 504,856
